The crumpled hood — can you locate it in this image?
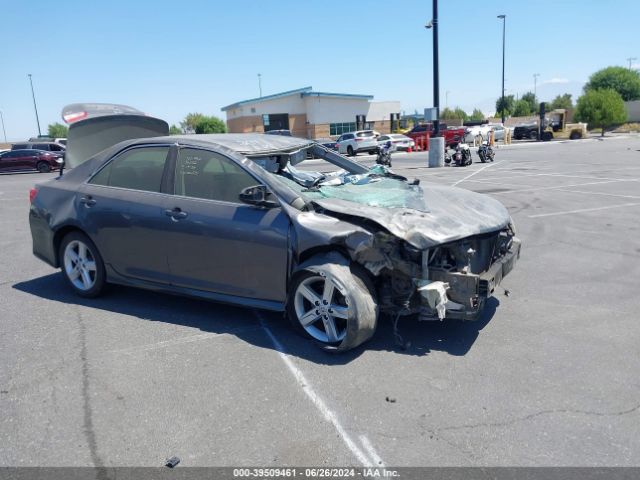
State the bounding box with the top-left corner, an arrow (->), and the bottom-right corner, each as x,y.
313,182 -> 511,249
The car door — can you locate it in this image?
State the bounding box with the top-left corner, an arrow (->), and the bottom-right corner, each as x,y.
164,147 -> 290,302
13,150 -> 35,170
0,151 -> 17,171
78,145 -> 172,284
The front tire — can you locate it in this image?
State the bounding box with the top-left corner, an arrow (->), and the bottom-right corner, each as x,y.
59,232 -> 106,298
287,255 -> 378,352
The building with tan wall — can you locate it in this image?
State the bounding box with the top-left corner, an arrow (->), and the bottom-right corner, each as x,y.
222,86 -> 400,139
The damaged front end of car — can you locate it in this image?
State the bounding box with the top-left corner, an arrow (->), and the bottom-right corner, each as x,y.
249,142 -> 521,328
337,222 -> 520,323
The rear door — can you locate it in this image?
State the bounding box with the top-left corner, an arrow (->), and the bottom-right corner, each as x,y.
164,147 -> 290,302
79,145 -> 172,283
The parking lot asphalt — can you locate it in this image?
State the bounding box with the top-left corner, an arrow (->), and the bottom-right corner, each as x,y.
1,135 -> 639,467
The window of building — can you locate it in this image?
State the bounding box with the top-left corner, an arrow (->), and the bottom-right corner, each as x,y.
329,122 -> 356,136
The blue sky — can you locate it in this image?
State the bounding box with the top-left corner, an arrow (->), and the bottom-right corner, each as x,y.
1,0 -> 639,140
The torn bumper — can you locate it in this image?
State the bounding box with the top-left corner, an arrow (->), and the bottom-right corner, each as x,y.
419,237 -> 521,320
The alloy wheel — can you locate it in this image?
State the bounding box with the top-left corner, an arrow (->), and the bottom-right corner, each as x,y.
63,240 -> 97,291
293,275 -> 350,344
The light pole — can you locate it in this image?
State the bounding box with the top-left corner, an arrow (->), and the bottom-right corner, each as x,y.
0,110 -> 6,142
425,0 -> 444,167
497,15 -> 506,124
27,74 -> 42,137
627,57 -> 637,70
445,90 -> 450,109
258,73 -> 262,97
533,73 -> 540,98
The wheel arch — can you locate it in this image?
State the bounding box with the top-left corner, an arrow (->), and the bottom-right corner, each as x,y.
52,225 -> 90,267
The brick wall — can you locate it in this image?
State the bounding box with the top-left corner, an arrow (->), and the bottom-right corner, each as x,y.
227,115 -> 264,133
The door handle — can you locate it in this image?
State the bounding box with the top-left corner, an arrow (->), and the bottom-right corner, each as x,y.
165,208 -> 188,220
80,196 -> 96,207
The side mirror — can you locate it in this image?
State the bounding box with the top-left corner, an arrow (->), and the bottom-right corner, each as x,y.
239,185 -> 279,208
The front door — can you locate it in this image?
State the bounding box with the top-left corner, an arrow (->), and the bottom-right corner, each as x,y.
79,145 -> 172,283
164,147 -> 289,302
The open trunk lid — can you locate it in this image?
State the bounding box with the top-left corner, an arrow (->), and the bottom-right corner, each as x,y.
62,103 -> 169,169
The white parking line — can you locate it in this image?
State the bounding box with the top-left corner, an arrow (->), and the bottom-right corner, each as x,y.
529,202 -> 640,218
559,190 -> 640,200
255,312 -> 380,467
488,179 -> 636,195
359,434 -> 385,467
451,161 -> 502,187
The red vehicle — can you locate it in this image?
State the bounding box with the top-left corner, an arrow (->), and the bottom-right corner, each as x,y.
0,149 -> 63,173
406,122 -> 466,148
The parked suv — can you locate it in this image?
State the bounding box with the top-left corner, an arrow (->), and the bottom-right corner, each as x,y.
12,142 -> 66,153
336,130 -> 379,156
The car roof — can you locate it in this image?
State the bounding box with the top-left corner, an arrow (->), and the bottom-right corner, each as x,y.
131,133 -> 315,155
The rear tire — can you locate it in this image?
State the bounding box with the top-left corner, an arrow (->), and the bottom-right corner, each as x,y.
287,254 -> 378,352
347,146 -> 355,156
569,131 -> 581,140
59,232 -> 106,298
529,130 -> 538,140
37,162 -> 51,173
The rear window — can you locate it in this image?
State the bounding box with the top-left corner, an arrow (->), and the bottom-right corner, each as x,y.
356,131 -> 375,138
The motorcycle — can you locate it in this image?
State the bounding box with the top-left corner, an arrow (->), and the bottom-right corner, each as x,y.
451,142 -> 472,166
376,140 -> 394,167
477,140 -> 495,163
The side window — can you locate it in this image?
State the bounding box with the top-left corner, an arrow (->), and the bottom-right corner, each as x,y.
175,148 -> 259,203
33,144 -> 47,150
90,147 -> 169,193
50,144 -> 64,151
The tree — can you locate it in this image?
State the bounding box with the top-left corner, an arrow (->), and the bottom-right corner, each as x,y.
549,93 -> 573,110
495,95 -> 515,117
512,99 -> 532,117
521,92 -> 538,113
469,108 -> 485,121
574,89 -> 627,136
194,116 -> 227,134
180,113 -> 206,134
47,122 -> 68,138
584,66 -> 640,101
169,124 -> 182,135
440,107 -> 467,121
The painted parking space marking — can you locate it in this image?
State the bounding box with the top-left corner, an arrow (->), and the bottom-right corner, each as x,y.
255,312 -> 382,467
529,202 -> 640,218
451,161 -> 503,187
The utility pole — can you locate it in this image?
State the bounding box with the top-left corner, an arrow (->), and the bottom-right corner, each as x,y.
627,57 -> 637,70
258,73 -> 262,97
533,73 -> 540,98
27,74 -> 42,137
432,0 -> 440,136
0,110 -> 6,142
424,0 -> 444,167
497,15 -> 506,124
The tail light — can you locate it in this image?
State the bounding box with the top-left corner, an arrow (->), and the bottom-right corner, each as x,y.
29,187 -> 38,204
355,138 -> 362,142
63,111 -> 88,123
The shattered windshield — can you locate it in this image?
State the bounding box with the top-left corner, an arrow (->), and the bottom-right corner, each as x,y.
270,157 -> 429,212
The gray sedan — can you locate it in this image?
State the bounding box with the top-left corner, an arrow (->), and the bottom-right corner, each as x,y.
29,105 -> 520,352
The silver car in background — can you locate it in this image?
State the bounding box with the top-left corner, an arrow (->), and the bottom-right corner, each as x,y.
377,134 -> 415,151
336,130 -> 379,156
